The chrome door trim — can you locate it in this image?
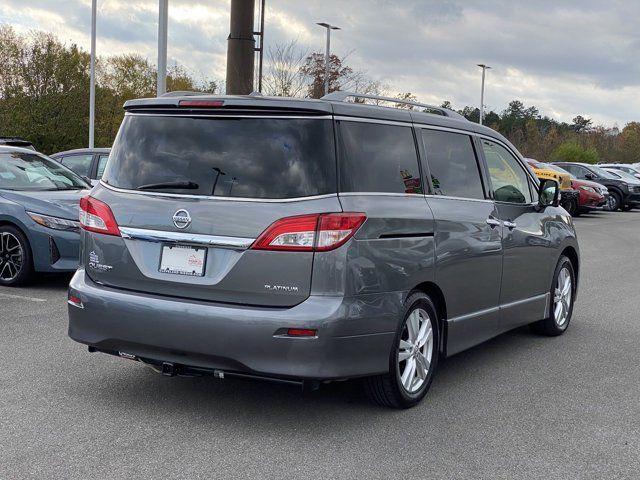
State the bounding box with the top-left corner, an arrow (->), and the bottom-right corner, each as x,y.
425,194 -> 494,204
100,181 -> 338,203
447,293 -> 550,324
338,192 -> 425,198
448,306 -> 500,324
500,293 -> 549,311
119,227 -> 255,250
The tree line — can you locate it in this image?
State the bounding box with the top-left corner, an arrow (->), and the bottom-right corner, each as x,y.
1,26 -> 638,164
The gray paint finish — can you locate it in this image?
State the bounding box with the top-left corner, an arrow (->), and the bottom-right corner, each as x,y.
68,95 -> 580,384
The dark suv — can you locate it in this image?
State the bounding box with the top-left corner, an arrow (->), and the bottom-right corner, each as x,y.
553,162 -> 640,211
68,92 -> 580,408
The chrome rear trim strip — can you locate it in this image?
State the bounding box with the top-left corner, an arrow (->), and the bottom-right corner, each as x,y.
119,227 -> 255,249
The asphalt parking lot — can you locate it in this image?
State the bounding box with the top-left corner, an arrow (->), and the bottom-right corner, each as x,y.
1,211 -> 639,480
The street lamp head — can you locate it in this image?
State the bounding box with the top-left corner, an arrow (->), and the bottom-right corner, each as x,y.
317,22 -> 340,30
477,64 -> 492,69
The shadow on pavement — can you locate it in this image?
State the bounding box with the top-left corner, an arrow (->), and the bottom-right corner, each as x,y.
69,324 -> 542,422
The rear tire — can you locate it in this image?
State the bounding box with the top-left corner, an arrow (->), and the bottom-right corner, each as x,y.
364,292 -> 439,409
0,225 -> 34,287
531,255 -> 575,336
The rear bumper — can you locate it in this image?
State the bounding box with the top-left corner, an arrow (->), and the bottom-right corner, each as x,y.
68,269 -> 399,380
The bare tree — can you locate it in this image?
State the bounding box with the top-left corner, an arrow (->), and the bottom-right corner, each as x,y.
263,40 -> 308,97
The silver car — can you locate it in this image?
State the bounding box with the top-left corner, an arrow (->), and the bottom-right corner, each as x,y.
68,92 -> 579,408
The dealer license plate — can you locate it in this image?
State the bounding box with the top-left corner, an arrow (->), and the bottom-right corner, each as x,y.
159,244 -> 206,277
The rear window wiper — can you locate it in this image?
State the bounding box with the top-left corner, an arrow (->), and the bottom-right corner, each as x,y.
137,181 -> 199,190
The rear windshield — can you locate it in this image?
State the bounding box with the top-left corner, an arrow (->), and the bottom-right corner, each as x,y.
103,115 -> 336,199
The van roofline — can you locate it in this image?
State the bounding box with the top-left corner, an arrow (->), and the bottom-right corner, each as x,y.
123,92 -> 513,149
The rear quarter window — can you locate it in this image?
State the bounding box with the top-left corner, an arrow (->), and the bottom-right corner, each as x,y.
103,115 -> 337,199
338,121 -> 422,194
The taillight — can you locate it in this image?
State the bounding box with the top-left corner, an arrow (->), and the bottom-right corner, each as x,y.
252,213 -> 366,252
79,196 -> 120,236
286,328 -> 317,337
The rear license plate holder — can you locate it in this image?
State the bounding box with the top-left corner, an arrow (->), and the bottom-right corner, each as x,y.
159,244 -> 207,277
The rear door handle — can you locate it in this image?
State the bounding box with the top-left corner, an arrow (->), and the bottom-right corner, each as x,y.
486,218 -> 501,228
503,221 -> 517,229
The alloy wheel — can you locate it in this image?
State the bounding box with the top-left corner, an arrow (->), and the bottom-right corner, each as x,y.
0,232 -> 24,282
398,308 -> 433,393
553,266 -> 572,327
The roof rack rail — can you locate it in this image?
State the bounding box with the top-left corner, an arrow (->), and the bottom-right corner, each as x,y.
160,91 -> 210,98
321,91 -> 467,121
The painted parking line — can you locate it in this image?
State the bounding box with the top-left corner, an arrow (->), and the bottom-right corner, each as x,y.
0,292 -> 47,302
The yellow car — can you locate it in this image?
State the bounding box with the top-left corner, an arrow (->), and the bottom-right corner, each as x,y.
526,158 -> 580,215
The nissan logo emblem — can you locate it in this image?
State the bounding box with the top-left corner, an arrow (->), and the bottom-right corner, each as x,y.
172,209 -> 191,229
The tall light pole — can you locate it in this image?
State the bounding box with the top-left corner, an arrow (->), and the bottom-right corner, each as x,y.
157,0 -> 168,96
88,0 -> 96,148
477,64 -> 491,125
316,23 -> 340,96
226,0 -> 255,95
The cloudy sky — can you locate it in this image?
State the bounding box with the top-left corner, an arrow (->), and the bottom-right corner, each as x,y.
2,0 -> 639,126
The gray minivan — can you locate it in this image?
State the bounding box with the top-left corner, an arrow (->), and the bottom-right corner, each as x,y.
68,92 -> 579,408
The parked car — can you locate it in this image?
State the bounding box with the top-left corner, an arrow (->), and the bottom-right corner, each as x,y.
525,159 -> 580,215
0,137 -> 35,150
601,168 -> 640,206
68,92 -> 580,409
544,163 -> 607,214
553,162 -> 640,211
599,163 -> 640,180
0,146 -> 91,286
50,148 -> 110,186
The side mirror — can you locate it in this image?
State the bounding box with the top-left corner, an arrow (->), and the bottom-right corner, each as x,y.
585,172 -> 596,180
538,179 -> 560,209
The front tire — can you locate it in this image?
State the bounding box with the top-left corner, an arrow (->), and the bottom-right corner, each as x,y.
605,192 -> 622,212
0,225 -> 34,287
364,292 -> 439,408
531,255 -> 575,336
564,197 -> 578,216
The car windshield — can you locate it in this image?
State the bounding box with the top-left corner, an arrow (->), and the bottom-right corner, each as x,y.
0,151 -> 89,191
546,163 -> 576,179
588,165 -> 618,180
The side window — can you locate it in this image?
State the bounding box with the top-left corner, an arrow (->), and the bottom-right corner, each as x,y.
422,129 -> 485,199
562,164 -> 588,179
482,140 -> 532,204
96,154 -> 109,179
339,121 -> 422,194
60,154 -> 93,177
575,167 -> 591,179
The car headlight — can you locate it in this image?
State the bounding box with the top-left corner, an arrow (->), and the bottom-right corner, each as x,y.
27,212 -> 80,231
580,186 -> 596,193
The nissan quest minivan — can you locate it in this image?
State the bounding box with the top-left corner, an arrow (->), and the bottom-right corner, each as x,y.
68,92 -> 579,408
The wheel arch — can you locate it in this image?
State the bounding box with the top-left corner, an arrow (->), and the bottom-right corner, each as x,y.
408,282 -> 448,357
0,218 -> 35,258
560,245 -> 579,290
